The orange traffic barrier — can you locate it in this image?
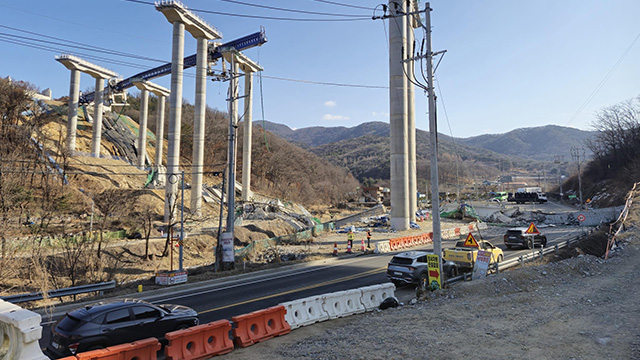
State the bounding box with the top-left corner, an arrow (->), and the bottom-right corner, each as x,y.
165,319 -> 234,360
454,228 -> 461,236
427,232 -> 433,240
74,337 -> 161,360
232,305 -> 291,348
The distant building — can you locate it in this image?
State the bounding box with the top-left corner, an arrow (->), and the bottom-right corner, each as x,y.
503,182 -> 528,192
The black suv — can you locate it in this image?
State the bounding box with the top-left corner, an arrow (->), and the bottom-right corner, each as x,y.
503,228 -> 547,249
386,251 -> 458,286
47,298 -> 198,357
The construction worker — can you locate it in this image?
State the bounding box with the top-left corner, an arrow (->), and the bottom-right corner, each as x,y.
347,229 -> 354,251
366,229 -> 372,248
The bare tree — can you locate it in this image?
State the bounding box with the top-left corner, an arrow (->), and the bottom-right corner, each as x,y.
93,189 -> 126,258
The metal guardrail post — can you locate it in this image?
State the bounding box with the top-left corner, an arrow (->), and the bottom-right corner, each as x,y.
555,244 -> 559,254
539,248 -> 543,261
519,256 -> 524,269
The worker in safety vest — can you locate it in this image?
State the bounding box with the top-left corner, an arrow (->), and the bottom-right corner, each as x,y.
366,229 -> 372,248
347,229 -> 354,250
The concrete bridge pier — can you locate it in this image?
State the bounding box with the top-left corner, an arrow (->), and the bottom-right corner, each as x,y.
388,0 -> 410,231
56,55 -> 117,155
66,69 -> 80,154
132,78 -> 171,172
157,1 -> 222,221
191,37 -> 208,216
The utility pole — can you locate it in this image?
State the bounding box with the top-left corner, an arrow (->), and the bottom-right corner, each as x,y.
554,155 -> 564,196
570,147 -> 584,209
222,52 -> 240,270
424,2 -> 443,286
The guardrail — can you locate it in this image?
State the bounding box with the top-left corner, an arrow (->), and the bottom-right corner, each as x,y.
445,229 -> 594,286
0,281 -> 116,304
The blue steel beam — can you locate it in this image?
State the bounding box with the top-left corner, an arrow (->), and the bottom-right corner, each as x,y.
80,29 -> 266,104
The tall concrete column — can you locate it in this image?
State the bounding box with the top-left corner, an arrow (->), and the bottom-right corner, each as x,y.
226,57 -> 240,231
66,69 -> 80,154
389,0 -> 409,231
406,8 -> 417,222
191,37 -> 208,216
91,77 -> 105,157
137,89 -> 149,170
155,95 -> 166,167
165,21 -> 185,221
241,71 -> 254,202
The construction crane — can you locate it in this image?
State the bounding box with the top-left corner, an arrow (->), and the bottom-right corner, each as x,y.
79,29 -> 267,105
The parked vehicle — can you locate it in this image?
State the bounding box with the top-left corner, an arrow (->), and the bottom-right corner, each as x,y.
503,228 -> 547,249
507,191 -> 548,204
46,298 -> 199,357
386,251 -> 458,286
442,240 -> 503,271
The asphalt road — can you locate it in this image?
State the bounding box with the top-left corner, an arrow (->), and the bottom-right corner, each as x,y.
39,222 -> 585,357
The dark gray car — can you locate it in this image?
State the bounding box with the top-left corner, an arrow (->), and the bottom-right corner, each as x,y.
504,228 -> 547,249
46,298 -> 198,358
386,251 -> 458,286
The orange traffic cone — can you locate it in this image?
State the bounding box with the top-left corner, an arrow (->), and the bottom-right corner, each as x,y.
346,242 -> 352,254
333,242 -> 338,256
361,238 -> 365,252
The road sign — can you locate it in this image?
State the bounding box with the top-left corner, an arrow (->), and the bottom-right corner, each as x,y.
526,222 -> 540,234
427,254 -> 441,290
473,250 -> 492,280
463,233 -> 479,247
577,214 -> 586,222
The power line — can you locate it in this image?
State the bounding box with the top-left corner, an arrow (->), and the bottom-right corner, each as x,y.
566,29 -> 640,126
308,0 -> 374,11
125,0 -> 370,22
257,74 -> 388,89
0,25 -> 166,63
215,0 -> 369,17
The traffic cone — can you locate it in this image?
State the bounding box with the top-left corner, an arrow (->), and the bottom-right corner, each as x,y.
333,242 -> 338,256
361,238 -> 365,252
346,243 -> 352,254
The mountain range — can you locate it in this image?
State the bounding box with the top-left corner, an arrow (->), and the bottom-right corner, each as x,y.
257,121 -> 595,183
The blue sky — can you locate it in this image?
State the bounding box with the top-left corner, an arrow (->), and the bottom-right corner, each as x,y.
1,0 -> 638,138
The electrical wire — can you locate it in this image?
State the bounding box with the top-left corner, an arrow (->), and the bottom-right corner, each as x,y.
125,0 -> 371,22
0,25 -> 166,63
308,0 -> 374,11
215,0 -> 369,17
566,29 -> 640,126
256,74 -> 388,89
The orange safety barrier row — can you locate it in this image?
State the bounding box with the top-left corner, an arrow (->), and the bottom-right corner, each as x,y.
165,319 -> 234,360
232,305 -> 291,348
454,227 -> 461,236
74,337 -> 161,360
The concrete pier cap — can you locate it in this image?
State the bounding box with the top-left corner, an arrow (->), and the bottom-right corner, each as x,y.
55,54 -> 118,80
155,1 -> 222,40
130,77 -> 171,97
220,48 -> 263,73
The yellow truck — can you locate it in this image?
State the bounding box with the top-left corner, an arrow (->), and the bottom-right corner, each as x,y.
442,239 -> 503,270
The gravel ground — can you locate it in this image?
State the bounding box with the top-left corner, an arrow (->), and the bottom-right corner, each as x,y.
225,217 -> 640,359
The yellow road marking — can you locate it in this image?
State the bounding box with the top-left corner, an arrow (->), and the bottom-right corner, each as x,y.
199,266 -> 387,314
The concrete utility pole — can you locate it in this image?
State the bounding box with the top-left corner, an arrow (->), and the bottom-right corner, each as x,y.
388,0 -> 410,231
571,147 -> 585,209
424,2 -> 444,282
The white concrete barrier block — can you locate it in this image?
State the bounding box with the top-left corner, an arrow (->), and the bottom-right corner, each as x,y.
280,295 -> 329,330
374,241 -> 391,254
322,289 -> 366,319
359,283 -> 396,312
0,300 -> 48,360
